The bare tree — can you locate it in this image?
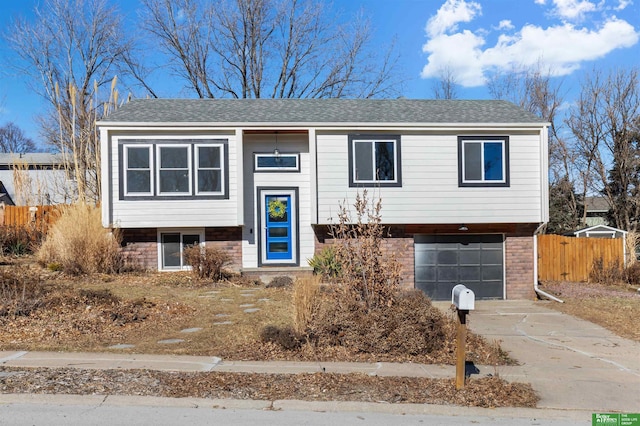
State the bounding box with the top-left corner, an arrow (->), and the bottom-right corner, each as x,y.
0,123 -> 36,153
141,0 -> 401,99
5,0 -> 132,203
431,65 -> 458,99
567,68 -> 640,232
488,62 -> 579,232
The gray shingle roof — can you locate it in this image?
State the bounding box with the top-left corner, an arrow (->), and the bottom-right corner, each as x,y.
100,99 -> 547,125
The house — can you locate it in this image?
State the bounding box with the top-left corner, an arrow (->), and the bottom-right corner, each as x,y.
0,153 -> 73,206
98,99 -> 549,301
584,196 -> 610,226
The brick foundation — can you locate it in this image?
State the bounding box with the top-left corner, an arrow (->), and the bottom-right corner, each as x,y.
121,227 -> 242,271
121,229 -> 158,270
505,235 -> 536,300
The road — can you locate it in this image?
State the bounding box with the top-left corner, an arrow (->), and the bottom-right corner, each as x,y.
0,400 -> 590,426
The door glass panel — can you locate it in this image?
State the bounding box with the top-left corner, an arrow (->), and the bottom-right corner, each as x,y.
162,233 -> 181,268
269,242 -> 289,253
268,227 -> 288,238
267,197 -> 289,222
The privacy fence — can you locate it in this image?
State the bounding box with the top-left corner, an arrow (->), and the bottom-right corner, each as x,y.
0,204 -> 63,229
537,234 -> 625,282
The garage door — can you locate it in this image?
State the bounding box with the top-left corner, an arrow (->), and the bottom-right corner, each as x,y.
415,235 -> 504,301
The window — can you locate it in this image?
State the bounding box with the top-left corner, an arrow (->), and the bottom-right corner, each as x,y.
119,139 -> 228,199
254,153 -> 300,172
124,145 -> 152,195
196,144 -> 224,194
348,135 -> 401,187
458,136 -> 509,187
158,145 -> 191,195
159,230 -> 203,270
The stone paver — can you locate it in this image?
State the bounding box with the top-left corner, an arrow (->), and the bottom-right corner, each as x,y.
157,339 -> 184,345
243,308 -> 260,313
180,328 -> 202,333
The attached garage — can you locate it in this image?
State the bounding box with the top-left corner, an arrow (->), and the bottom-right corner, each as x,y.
415,234 -> 504,301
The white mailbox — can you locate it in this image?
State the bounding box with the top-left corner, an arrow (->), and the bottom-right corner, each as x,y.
452,284 -> 475,310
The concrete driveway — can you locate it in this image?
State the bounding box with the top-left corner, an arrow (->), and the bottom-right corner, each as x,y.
466,300 -> 640,413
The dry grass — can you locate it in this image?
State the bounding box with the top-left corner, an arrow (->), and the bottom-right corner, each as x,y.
36,203 -> 123,274
292,275 -> 321,333
540,281 -> 640,341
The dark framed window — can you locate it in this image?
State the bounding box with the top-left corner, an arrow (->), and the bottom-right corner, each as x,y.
124,145 -> 152,195
458,136 -> 509,187
254,152 -> 300,172
119,139 -> 229,200
158,145 -> 191,195
348,134 -> 401,187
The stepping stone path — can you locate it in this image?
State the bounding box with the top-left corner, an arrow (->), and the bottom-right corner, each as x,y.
220,298 -> 233,302
213,321 -> 234,325
108,344 -> 135,350
243,308 -> 260,313
257,298 -> 270,302
157,339 -> 184,344
239,303 -> 255,308
214,313 -> 230,318
180,327 -> 202,333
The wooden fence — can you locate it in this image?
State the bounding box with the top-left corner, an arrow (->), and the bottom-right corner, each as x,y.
537,234 -> 625,282
0,204 -> 63,229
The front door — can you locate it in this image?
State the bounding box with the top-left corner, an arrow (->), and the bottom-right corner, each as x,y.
259,189 -> 297,265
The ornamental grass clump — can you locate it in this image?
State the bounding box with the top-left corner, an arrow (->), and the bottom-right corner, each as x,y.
36,203 -> 123,275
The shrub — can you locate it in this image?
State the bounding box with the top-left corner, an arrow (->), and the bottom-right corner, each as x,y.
307,246 -> 341,282
0,268 -> 46,318
36,203 -> 124,275
330,190 -> 402,310
308,289 -> 446,355
266,275 -> 293,288
292,275 -> 321,334
183,245 -> 231,281
0,225 -> 44,256
259,324 -> 305,350
590,257 -> 624,285
625,262 -> 640,285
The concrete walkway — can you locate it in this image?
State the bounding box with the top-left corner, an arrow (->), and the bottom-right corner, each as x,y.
0,300 -> 638,418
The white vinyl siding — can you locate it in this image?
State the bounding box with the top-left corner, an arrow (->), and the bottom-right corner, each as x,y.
107,133 -> 238,228
316,132 -> 544,224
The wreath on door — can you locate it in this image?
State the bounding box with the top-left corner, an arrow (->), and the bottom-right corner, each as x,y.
268,198 -> 286,219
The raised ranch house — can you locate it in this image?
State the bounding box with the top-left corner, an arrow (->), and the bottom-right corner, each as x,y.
98,99 -> 549,301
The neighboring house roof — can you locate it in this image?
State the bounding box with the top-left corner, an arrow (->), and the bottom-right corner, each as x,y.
99,99 -> 548,126
574,224 -> 627,238
584,196 -> 609,213
0,181 -> 14,205
0,153 -> 66,170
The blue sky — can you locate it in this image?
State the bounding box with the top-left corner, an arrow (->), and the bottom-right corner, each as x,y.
0,0 -> 638,146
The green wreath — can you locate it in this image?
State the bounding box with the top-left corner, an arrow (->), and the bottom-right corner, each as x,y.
268,199 -> 286,219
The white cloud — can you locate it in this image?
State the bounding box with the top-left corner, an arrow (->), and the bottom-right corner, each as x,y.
421,1 -> 639,87
615,0 -> 632,10
425,0 -> 482,37
497,20 -> 514,30
548,0 -> 597,20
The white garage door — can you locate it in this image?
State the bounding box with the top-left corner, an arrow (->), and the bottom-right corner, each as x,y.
415,235 -> 504,301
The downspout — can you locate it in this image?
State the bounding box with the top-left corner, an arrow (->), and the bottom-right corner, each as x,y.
533,224 -> 564,303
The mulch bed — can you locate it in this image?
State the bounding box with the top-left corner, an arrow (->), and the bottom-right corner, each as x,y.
0,366 -> 538,408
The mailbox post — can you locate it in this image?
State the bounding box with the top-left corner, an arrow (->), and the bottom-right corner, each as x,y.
452,284 -> 475,390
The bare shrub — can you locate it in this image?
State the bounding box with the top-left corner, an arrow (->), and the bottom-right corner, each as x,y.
590,257 -> 624,285
330,190 -> 402,310
36,203 -> 123,275
183,245 -> 231,281
0,268 -> 46,318
266,276 -> 293,288
0,225 -> 45,256
293,275 -> 321,334
259,324 -> 305,350
624,262 -> 640,285
309,289 -> 446,355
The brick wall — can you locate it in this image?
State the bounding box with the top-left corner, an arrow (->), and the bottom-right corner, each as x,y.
121,229 -> 157,270
120,227 -> 243,271
205,227 -> 243,271
505,235 -> 535,299
312,225 -> 415,289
